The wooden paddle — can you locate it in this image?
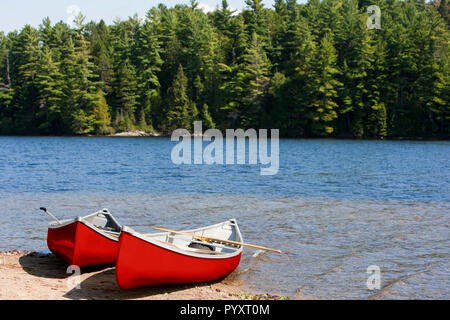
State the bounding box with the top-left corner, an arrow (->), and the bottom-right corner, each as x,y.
153,227 -> 282,254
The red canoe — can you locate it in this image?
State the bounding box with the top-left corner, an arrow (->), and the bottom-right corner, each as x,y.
115,219 -> 243,290
47,209 -> 121,267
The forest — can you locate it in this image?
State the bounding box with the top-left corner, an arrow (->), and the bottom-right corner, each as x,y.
0,0 -> 448,138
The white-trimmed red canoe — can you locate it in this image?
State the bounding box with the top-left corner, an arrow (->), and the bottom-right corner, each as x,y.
115,219 -> 243,290
47,209 -> 121,267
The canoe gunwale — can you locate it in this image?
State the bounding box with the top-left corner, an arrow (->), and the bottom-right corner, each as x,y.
121,219 -> 244,260
47,209 -> 121,242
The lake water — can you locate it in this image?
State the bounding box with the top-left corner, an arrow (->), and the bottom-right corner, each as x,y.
0,137 -> 449,299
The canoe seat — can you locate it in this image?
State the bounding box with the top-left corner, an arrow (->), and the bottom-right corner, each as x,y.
156,240 -> 225,255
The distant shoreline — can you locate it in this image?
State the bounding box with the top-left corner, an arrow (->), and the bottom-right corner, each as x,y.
0,132 -> 448,141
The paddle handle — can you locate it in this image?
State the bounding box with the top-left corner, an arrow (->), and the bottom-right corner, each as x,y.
39,207 -> 62,224
153,227 -> 282,254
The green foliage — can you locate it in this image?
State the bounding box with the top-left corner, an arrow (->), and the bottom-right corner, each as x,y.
113,58 -> 139,127
201,103 -> 215,129
308,33 -> 342,136
35,46 -> 64,134
165,64 -> 198,132
91,89 -> 112,134
0,1 -> 448,138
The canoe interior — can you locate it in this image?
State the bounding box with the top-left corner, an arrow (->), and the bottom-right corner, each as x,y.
48,209 -> 122,239
140,220 -> 242,255
82,211 -> 122,234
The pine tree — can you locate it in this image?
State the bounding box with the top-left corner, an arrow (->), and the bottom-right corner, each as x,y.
240,32 -> 271,128
113,59 -> 139,131
288,17 -> 318,136
59,31 -> 100,134
156,5 -> 182,96
244,0 -> 267,38
271,0 -> 289,70
435,0 -> 449,27
364,38 -> 388,138
35,46 -> 64,134
165,64 -> 197,132
89,20 -> 114,95
134,17 -> 164,130
333,1 -> 386,138
212,0 -> 237,38
265,71 -> 288,130
414,3 -> 450,136
39,17 -> 54,48
0,32 -> 14,133
308,33 -> 342,136
218,61 -> 245,129
201,103 -> 215,129
91,88 -> 112,134
10,25 -> 41,133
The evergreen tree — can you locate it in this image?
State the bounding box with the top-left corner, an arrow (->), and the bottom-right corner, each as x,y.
113,59 -> 139,131
308,33 -> 342,136
10,25 -> 41,133
240,32 -> 271,128
0,1 -> 447,138
244,0 -> 267,37
59,31 -> 100,134
35,46 -> 64,134
134,17 -> 163,130
88,20 -> 114,95
0,32 -> 14,133
288,17 -> 318,136
91,88 -> 112,134
201,103 -> 216,129
164,64 -> 197,132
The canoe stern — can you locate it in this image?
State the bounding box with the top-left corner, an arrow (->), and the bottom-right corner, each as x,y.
47,220 -> 78,265
47,220 -> 119,267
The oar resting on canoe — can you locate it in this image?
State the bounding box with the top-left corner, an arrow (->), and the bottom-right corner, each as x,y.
153,227 -> 282,253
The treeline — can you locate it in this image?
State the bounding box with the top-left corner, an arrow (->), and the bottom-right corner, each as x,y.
0,0 -> 448,137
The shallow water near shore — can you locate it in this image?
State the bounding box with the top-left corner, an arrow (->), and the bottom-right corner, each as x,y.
0,137 -> 449,299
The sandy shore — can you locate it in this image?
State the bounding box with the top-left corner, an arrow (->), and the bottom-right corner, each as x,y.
0,251 -> 286,300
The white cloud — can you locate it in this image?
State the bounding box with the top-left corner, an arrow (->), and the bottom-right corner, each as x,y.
198,2 -> 241,16
198,3 -> 215,13
230,7 -> 241,16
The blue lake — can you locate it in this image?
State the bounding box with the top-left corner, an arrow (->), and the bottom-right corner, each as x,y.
0,137 -> 449,299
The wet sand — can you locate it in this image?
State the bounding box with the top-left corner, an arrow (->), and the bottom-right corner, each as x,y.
0,251 -> 255,300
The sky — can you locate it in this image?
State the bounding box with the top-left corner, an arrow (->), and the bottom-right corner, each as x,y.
0,0 -> 293,34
